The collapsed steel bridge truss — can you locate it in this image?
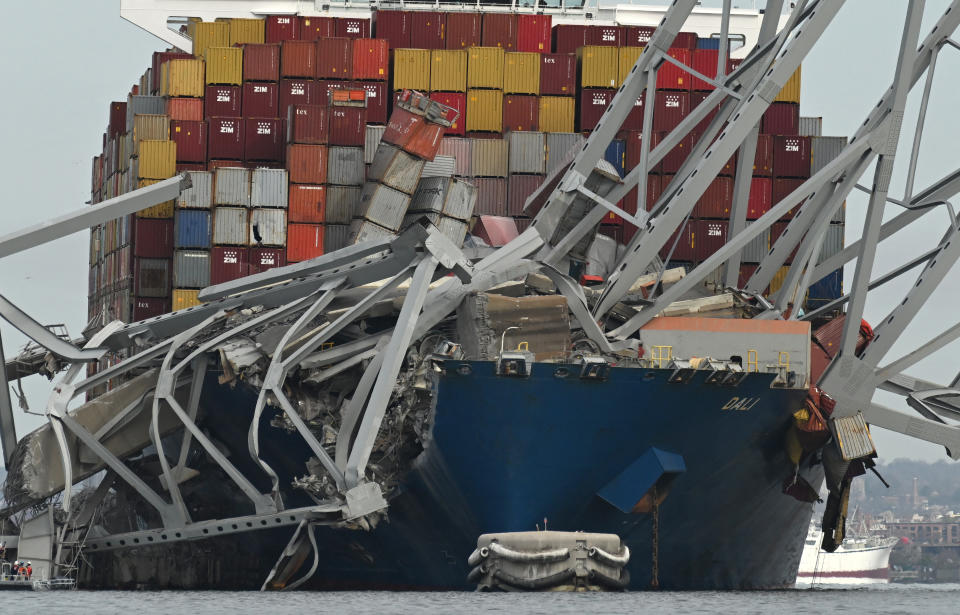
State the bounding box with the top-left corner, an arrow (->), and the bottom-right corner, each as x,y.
3,0 -> 960,585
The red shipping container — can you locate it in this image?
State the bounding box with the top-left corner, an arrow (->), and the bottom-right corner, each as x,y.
446,12 -> 482,49
316,38 -> 353,79
653,91 -> 690,132
553,24 -> 588,54
329,107 -> 366,146
690,49 -> 723,91
287,224 -> 325,262
482,13 -> 517,50
133,219 -> 174,257
109,101 -> 127,137
288,184 -> 327,223
404,123 -> 445,160
430,93 -> 466,136
167,98 -> 203,122
281,40 -> 317,78
773,135 -> 810,178
624,26 -> 655,47
170,120 -> 208,163
279,80 -> 322,117
507,174 -> 544,216
659,132 -> 696,174
249,247 -> 287,274
692,176 -> 733,218
133,297 -> 169,321
152,52 -> 192,93
622,129 -> 662,174
754,133 -> 774,176
287,104 -> 329,144
540,53 -> 576,96
691,219 -> 727,261
383,107 -> 425,148
770,221 -> 799,263
517,15 -> 552,53
244,44 -> 281,82
349,81 -> 387,124
579,88 -> 614,131
208,117 -> 245,159
210,247 -> 250,284
245,118 -> 284,161
689,91 -> 718,134
375,10 -> 411,49
615,179 -> 661,238
620,92 -> 647,131
207,159 -> 243,171
502,95 -> 538,131
659,218 -> 695,261
352,38 -> 389,81
586,25 -> 623,46
773,178 -> 806,220
748,177 -> 773,219
205,86 -> 242,119
762,102 -> 799,135
657,48 -> 692,91
299,16 -> 335,41
411,11 -> 445,49
739,264 -> 759,290
286,144 -> 328,184
265,15 -> 300,43
242,82 -> 279,118
672,32 -> 699,50
336,17 -> 370,39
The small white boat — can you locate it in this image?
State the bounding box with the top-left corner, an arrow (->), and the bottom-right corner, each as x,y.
796,524 -> 898,586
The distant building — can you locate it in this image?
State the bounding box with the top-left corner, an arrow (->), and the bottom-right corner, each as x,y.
888,522 -> 960,545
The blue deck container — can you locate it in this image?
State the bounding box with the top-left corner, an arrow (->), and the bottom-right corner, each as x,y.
175,210 -> 212,249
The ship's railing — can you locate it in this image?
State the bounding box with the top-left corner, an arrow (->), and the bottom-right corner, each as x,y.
320,0 -> 592,14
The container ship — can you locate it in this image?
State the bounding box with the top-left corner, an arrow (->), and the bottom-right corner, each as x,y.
0,0 -> 883,591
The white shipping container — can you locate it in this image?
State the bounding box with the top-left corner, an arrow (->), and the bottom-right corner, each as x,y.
368,144 -> 425,194
328,147 -> 366,186
178,171 -> 213,209
742,222 -> 770,264
215,167 -> 251,206
508,131 -> 547,175
470,139 -> 509,177
546,132 -> 586,176
422,155 -> 456,178
212,207 -> 249,245
356,183 -> 412,231
326,186 -> 361,225
249,209 -> 287,247
364,125 -> 386,165
437,138 -> 472,177
409,177 -> 477,221
251,168 -> 289,208
324,225 -> 350,252
173,249 -> 211,288
816,224 -> 844,265
349,218 -> 396,244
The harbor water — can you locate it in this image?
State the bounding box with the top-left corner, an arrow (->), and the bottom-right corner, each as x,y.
6,586 -> 960,614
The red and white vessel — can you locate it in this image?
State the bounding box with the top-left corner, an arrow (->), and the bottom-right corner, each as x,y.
796,524 -> 897,586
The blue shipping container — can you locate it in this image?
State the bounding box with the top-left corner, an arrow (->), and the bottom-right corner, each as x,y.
604,139 -> 626,178
805,269 -> 843,310
175,210 -> 212,249
696,38 -> 721,50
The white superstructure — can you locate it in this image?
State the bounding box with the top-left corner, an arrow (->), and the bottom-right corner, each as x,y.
796,525 -> 898,586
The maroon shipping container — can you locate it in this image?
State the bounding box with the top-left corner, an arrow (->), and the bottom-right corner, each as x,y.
620,92 -> 647,131
177,163 -> 207,172
336,17 -> 370,38
383,106 -> 424,147
540,53 -> 576,96
653,91 -> 690,132
152,52 -> 192,94
329,107 -> 366,146
352,39 -> 390,81
689,91 -> 718,134
748,177 -> 773,219
474,178 -> 508,216
205,86 -> 242,119
659,218 -> 695,261
348,81 -> 387,124
170,120 -> 208,163
482,13 -> 517,50
245,118 -> 284,161
446,13 -> 482,49
316,38 -> 353,79
299,16 -> 335,41
770,221 -> 799,263
624,26 -> 655,47
249,247 -> 287,274
773,178 -> 806,219
411,11 -> 445,49
507,174 -> 544,216
503,95 -> 538,131
754,133 -> 774,176
265,15 -> 300,43
622,129 -> 662,174
773,135 -> 810,178
132,297 -> 169,320
657,48 -> 692,91
691,219 -> 727,261
279,80 -> 321,117
672,32 -> 699,50
286,145 -> 328,184
692,176 -> 733,218
579,88 -> 614,132
553,24 -> 588,54
659,133 -> 696,174
208,117 -> 245,159
210,247 -> 250,284
133,219 -> 174,258
281,40 -> 317,78
242,82 -> 279,118
375,10 -> 411,49
318,79 -> 348,101
762,102 -> 799,135
208,159 -> 243,171
516,15 -> 552,53
429,92 -> 466,136
586,25 -> 623,46
108,101 -> 127,137
243,44 -> 281,82
690,49 -> 723,91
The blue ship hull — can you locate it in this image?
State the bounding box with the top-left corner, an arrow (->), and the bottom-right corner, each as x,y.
82,362 -> 821,590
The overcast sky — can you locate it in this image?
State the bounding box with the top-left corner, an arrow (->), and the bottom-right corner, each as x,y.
0,1 -> 958,466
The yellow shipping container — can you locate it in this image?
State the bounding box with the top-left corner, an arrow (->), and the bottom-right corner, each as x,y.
205,47 -> 243,85
580,45 -> 619,88
164,59 -> 205,97
768,266 -> 791,296
775,66 -> 802,103
394,49 -> 431,91
466,89 -> 503,132
430,50 -> 467,92
138,140 -> 177,180
229,18 -> 264,45
190,21 -> 230,59
132,115 -> 170,154
135,179 -> 175,218
503,52 -> 540,95
173,289 -> 203,311
617,46 -> 645,86
538,97 -> 576,133
467,47 -> 505,89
